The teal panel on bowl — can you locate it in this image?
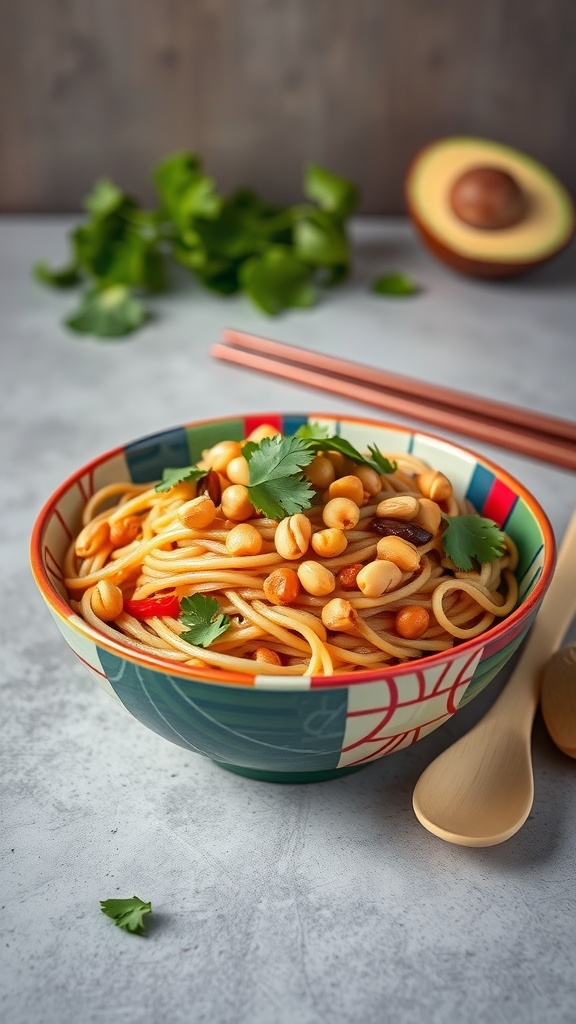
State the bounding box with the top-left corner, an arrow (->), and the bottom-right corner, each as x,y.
457,625 -> 529,707
125,428 -> 191,483
98,648 -> 348,772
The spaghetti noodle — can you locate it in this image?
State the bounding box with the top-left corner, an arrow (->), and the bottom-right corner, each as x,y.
63,426 -> 518,676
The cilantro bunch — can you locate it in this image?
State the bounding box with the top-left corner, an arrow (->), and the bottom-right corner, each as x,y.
34,153 -> 359,338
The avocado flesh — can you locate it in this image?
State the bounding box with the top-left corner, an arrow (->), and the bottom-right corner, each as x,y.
407,137 -> 574,265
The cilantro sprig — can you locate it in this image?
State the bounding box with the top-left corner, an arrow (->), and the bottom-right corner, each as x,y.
179,595 -> 231,648
244,434 -> 315,519
155,465 -> 206,493
442,514 -> 507,571
294,425 -> 397,475
34,155 -> 359,337
100,896 -> 152,936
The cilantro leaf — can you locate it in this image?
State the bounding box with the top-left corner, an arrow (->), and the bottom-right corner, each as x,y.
66,286 -> 147,338
294,422 -> 331,440
442,515 -> 507,571
304,164 -> 359,221
100,896 -> 152,935
244,434 -> 315,519
371,272 -> 419,296
366,444 -> 398,474
84,178 -> 127,219
293,209 -> 350,269
33,261 -> 81,288
240,246 -> 315,315
155,466 -> 206,493
300,435 -> 397,475
179,595 -> 231,647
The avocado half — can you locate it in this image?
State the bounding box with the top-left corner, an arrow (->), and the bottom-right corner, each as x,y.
405,136 -> 575,278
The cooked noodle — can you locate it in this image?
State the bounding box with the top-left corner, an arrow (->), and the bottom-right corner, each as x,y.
63,429 -> 518,676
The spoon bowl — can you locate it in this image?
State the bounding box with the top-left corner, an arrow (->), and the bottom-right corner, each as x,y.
413,511 -> 576,847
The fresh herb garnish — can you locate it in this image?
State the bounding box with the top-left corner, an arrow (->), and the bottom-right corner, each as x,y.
66,286 -> 147,338
34,154 -> 359,337
155,466 -> 206,493
179,595 -> 231,648
100,896 -> 152,935
294,428 -> 397,475
371,272 -> 419,296
244,434 -> 315,519
442,514 -> 507,571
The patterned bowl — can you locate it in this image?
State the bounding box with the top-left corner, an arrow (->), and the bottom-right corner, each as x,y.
30,412 -> 554,783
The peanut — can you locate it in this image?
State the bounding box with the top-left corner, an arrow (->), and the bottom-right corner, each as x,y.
252,647 -> 282,666
245,423 -> 281,443
274,514 -> 312,560
205,440 -> 242,473
353,465 -> 382,496
225,523 -> 263,556
376,535 -> 420,572
178,496 -> 217,530
322,497 -> 360,531
356,559 -> 402,598
417,469 -> 453,503
310,528 -> 348,558
297,561 -> 336,597
221,485 -> 255,522
327,474 -> 364,506
415,498 -> 442,535
321,598 -> 359,633
395,605 -> 430,639
226,455 -> 250,486
109,516 -> 141,548
90,581 -> 124,621
75,519 -> 110,558
376,495 -> 419,520
263,567 -> 301,606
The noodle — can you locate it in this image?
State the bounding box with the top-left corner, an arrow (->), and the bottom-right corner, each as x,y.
63,429 -> 518,676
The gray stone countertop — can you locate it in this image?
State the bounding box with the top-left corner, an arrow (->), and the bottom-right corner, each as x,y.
2,216 -> 576,1024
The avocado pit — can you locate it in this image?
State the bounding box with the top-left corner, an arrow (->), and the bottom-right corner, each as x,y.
450,166 -> 527,230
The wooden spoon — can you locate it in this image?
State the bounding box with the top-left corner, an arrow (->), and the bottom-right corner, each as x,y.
540,645 -> 576,758
412,510 -> 576,847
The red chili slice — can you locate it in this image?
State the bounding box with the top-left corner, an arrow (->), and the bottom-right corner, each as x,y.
124,595 -> 180,620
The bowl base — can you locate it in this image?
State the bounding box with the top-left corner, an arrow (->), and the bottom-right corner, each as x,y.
212,761 -> 367,783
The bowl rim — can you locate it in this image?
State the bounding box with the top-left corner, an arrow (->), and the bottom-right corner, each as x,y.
30,411 -> 556,690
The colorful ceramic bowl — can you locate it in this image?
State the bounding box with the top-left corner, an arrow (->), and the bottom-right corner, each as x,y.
30,413 -> 554,782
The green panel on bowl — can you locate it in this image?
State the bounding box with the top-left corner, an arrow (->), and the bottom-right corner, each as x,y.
185,418 -> 245,464
506,498 -> 546,590
98,648 -> 348,773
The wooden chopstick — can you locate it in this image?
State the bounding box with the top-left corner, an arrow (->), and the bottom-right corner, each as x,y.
210,330 -> 576,472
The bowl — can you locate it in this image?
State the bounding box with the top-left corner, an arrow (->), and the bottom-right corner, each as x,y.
30,412 -> 555,783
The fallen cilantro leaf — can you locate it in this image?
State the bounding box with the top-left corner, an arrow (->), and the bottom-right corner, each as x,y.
244,434 -> 315,519
240,246 -> 315,315
34,261 -> 81,288
66,286 -> 147,338
371,272 -> 419,296
442,515 -> 507,571
155,466 -> 206,493
179,595 -> 231,647
100,896 -> 152,935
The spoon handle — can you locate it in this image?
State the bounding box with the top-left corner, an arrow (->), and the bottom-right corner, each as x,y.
482,510 -> 576,730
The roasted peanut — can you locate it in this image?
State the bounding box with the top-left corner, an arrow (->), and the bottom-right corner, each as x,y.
337,563 -> 363,590
75,519 -> 110,558
325,452 -> 354,477
109,516 -> 141,548
322,497 -> 360,531
263,567 -> 301,605
353,465 -> 382,496
310,528 -> 348,558
305,455 -> 336,490
221,484 -> 255,522
321,598 -> 359,633
395,605 -> 430,639
245,423 -> 281,443
376,495 -> 419,520
297,561 -> 336,597
415,498 -> 442,535
252,647 -> 282,666
274,514 -> 312,559
376,535 -> 420,572
356,559 -> 402,598
90,581 -> 124,621
178,496 -> 217,530
417,469 -> 453,503
226,455 -> 250,486
327,474 -> 364,506
205,440 -> 242,473
225,523 -> 263,556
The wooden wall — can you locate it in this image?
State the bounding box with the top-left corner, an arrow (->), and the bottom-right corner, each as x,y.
2,0 -> 575,213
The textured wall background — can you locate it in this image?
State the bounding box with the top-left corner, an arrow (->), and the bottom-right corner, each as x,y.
2,0 -> 575,213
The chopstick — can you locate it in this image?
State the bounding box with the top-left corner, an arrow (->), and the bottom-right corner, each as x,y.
210,328 -> 576,472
